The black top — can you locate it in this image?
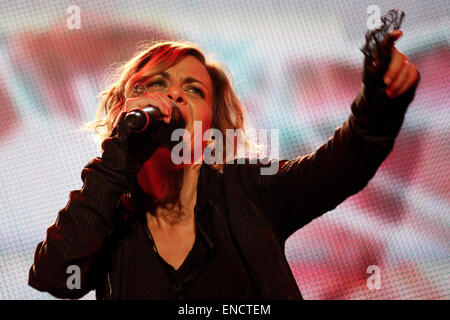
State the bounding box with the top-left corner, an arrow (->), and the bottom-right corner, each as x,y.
125,169 -> 257,300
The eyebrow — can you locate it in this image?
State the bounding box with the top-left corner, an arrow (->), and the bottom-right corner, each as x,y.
154,71 -> 209,92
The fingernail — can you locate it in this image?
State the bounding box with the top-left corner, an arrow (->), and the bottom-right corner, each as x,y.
384,77 -> 392,85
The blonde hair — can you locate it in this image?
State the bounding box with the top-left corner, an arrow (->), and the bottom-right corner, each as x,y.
84,40 -> 250,162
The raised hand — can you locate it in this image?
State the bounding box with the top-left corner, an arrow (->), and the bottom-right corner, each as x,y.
382,30 -> 419,98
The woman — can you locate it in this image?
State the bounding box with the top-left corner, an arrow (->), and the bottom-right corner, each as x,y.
29,29 -> 419,299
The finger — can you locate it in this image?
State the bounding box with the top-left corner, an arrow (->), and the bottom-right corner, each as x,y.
387,59 -> 410,97
117,110 -> 127,122
124,95 -> 169,117
159,94 -> 174,122
124,96 -> 153,112
390,29 -> 403,41
383,30 -> 403,48
383,48 -> 405,86
110,111 -> 128,137
394,64 -> 418,97
149,93 -> 173,123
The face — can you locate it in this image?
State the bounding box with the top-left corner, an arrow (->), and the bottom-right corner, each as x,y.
135,55 -> 213,202
144,55 -> 213,158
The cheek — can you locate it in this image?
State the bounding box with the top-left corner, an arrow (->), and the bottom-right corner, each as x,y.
189,103 -> 213,137
200,105 -> 213,142
201,108 -> 213,131
188,103 -> 213,160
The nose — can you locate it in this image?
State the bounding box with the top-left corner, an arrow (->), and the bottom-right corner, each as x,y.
166,86 -> 186,105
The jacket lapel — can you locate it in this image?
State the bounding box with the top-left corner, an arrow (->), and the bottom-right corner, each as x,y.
222,163 -> 303,299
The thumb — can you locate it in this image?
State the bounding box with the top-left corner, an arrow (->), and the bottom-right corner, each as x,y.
391,29 -> 403,39
384,30 -> 403,49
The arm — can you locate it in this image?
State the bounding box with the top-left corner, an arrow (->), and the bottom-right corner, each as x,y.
238,29 -> 420,243
29,90 -> 183,298
28,111 -> 151,298
275,76 -> 418,242
28,137 -> 135,299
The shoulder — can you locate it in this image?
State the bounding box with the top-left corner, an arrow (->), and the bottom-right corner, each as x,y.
221,158 -> 288,188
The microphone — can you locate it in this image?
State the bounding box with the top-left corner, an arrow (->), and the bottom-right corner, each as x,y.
125,106 -> 163,132
125,101 -> 184,132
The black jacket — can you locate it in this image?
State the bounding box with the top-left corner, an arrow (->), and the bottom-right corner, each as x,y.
28,81 -> 419,299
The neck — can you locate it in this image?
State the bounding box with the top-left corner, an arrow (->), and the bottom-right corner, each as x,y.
178,164 -> 201,211
138,148 -> 202,226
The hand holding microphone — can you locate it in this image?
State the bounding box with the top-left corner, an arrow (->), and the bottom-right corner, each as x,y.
125,102 -> 184,133
125,106 -> 164,132
107,90 -> 186,168
124,86 -> 176,125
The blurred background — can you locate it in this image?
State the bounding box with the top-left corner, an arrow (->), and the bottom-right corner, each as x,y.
0,0 -> 448,300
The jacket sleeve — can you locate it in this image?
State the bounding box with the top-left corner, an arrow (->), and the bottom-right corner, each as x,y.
236,76 -> 420,243
28,138 -> 133,299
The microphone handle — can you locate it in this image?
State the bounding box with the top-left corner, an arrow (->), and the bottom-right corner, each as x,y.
125,106 -> 164,132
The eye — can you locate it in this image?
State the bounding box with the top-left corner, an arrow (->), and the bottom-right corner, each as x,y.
188,86 -> 205,98
148,79 -> 166,87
